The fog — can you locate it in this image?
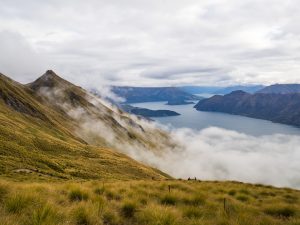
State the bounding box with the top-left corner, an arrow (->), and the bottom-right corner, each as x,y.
73,93 -> 300,189
89,96 -> 300,189
159,127 -> 300,189
36,85 -> 300,189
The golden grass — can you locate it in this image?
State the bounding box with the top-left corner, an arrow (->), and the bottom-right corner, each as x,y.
0,179 -> 299,225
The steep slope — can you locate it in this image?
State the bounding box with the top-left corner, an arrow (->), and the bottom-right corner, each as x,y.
27,70 -> 176,154
0,72 -> 170,180
257,84 -> 300,94
112,86 -> 200,103
194,91 -> 300,127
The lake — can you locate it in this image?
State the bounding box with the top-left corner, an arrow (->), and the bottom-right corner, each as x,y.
131,101 -> 300,136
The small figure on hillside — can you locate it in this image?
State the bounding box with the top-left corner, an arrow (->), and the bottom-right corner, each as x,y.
188,177 -> 191,181
194,177 -> 197,181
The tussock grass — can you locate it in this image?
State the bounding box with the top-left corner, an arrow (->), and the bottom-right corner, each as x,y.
264,205 -> 297,218
0,179 -> 299,225
27,204 -> 61,225
69,188 -> 89,202
0,184 -> 8,202
73,206 -> 93,225
236,194 -> 249,202
5,194 -> 32,213
161,194 -> 178,205
121,201 -> 137,218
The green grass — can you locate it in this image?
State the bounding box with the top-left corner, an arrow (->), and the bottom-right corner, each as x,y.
0,179 -> 299,225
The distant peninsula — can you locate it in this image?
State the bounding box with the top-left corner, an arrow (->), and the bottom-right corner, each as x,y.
194,90 -> 300,127
121,104 -> 180,117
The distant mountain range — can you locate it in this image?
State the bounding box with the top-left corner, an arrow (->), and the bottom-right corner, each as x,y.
257,84 -> 300,94
180,85 -> 265,95
194,90 -> 300,127
111,86 -> 201,103
91,89 -> 181,118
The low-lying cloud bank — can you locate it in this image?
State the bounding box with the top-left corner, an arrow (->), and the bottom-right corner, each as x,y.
127,125 -> 300,189
37,85 -> 300,189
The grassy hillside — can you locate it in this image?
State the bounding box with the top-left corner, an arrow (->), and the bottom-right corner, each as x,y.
27,70 -> 176,154
0,72 -> 170,180
0,179 -> 299,225
2,71 -> 300,225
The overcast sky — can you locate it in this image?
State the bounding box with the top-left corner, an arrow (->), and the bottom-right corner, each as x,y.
1,0 -> 300,87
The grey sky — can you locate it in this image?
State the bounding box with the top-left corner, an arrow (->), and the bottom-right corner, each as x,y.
1,0 -> 300,87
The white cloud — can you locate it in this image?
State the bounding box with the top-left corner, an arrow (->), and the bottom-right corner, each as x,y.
0,0 -> 300,86
139,126 -> 300,189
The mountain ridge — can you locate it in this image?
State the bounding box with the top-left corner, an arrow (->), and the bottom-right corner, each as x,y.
256,84 -> 300,94
0,70 -> 173,180
194,91 -> 300,127
112,86 -> 200,103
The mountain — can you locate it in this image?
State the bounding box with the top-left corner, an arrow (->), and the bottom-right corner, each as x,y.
256,84 -> 300,94
90,90 -> 180,118
181,85 -> 265,95
0,70 -> 172,180
194,91 -> 300,127
180,86 -> 223,94
120,104 -> 180,117
215,85 -> 265,94
112,86 -> 200,103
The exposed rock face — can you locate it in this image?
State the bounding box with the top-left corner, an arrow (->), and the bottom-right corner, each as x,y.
194,90 -> 300,127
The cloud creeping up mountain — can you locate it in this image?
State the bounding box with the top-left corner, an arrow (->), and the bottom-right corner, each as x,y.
0,70 -> 173,180
112,86 -> 200,103
256,84 -> 300,94
194,90 -> 300,127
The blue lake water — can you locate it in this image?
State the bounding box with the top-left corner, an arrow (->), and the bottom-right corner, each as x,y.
131,101 -> 300,136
